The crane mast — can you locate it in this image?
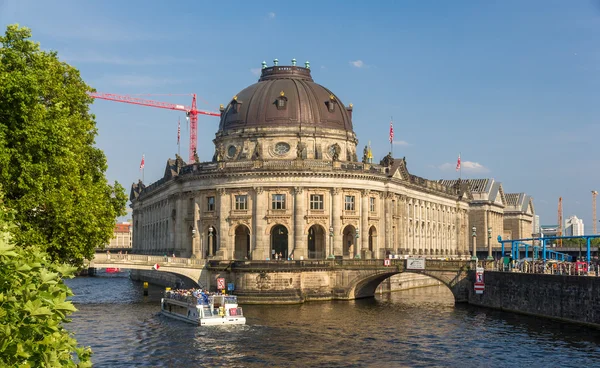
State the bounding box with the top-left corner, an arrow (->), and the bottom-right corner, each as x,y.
88,92 -> 220,163
593,191 -> 598,235
557,197 -> 563,246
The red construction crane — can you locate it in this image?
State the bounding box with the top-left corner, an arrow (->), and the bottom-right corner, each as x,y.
89,92 -> 221,163
557,197 -> 563,246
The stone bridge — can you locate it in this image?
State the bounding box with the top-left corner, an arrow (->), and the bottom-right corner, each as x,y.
88,254 -> 474,304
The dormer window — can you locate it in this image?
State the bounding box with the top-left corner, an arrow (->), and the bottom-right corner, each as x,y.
327,94 -> 336,112
231,96 -> 242,114
276,91 -> 287,110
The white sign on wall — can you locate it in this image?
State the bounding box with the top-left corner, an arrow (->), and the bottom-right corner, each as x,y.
406,258 -> 426,270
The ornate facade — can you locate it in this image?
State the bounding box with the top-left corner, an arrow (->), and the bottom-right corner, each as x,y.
130,61 -> 470,260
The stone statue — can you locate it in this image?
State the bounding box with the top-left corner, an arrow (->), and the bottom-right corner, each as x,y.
352,149 -> 358,163
332,143 -> 341,161
296,142 -> 304,159
362,145 -> 369,163
216,143 -> 224,162
193,150 -> 200,163
251,142 -> 261,160
380,152 -> 394,167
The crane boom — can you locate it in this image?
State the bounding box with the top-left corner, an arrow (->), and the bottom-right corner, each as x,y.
88,92 -> 221,162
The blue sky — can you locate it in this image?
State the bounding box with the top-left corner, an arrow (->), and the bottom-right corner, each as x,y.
2,0 -> 599,232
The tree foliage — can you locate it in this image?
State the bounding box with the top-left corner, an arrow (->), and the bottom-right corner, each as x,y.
0,193 -> 92,367
0,25 -> 127,264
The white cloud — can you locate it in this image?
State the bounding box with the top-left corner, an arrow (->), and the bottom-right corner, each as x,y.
268,12 -> 276,19
349,60 -> 365,68
250,68 -> 261,76
438,160 -> 490,173
393,140 -> 410,146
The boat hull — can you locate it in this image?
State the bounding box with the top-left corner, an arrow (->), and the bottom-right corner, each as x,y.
160,298 -> 246,326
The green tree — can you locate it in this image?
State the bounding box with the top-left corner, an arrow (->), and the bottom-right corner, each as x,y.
0,24 -> 127,264
0,193 -> 92,367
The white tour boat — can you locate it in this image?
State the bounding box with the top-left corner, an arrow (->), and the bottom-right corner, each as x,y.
160,289 -> 246,326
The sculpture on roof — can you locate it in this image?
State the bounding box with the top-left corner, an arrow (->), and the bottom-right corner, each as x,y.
380,152 -> 394,167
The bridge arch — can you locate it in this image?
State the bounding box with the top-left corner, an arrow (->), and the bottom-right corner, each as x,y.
345,270 -> 467,302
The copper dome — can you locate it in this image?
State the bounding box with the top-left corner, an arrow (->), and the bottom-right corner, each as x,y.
218,65 -> 354,133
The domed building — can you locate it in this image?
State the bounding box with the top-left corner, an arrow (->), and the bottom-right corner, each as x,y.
130,60 -> 471,261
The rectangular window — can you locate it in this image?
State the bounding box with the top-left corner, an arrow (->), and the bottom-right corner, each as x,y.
207,196 -> 215,211
344,195 -> 355,211
271,194 -> 286,210
235,195 -> 248,210
310,194 -> 324,210
370,197 -> 376,212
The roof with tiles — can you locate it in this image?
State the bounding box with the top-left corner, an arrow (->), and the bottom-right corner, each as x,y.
504,192 -> 534,214
438,178 -> 504,205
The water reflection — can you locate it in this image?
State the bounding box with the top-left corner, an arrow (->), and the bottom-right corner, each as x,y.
65,275 -> 600,368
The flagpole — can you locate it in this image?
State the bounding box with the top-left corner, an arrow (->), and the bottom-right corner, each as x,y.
390,116 -> 393,156
177,117 -> 181,157
459,152 -> 462,180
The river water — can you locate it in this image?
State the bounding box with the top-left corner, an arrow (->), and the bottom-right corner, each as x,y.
65,271 -> 600,367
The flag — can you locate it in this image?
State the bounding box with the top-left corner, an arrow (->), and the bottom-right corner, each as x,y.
177,118 -> 181,145
456,153 -> 461,171
152,263 -> 160,270
389,120 -> 394,144
367,141 -> 373,160
140,154 -> 145,170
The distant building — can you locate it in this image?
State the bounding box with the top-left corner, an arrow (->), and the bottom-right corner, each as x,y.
533,215 -> 540,235
107,222 -> 132,249
503,193 -> 535,240
540,225 -> 558,238
565,216 -> 584,236
439,178 -> 505,249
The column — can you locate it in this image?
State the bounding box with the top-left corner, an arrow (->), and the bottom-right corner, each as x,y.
361,190 -> 369,258
384,192 -> 393,254
332,188 -> 342,256
253,187 -> 266,260
216,188 -> 228,259
294,187 -> 306,259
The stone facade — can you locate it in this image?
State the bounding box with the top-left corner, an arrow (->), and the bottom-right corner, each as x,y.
503,193 -> 534,240
439,179 -> 505,250
130,63 -> 471,261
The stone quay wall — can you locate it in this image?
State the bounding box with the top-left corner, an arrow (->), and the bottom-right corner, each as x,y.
469,271 -> 600,327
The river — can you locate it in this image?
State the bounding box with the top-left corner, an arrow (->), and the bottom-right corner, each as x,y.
64,271 -> 600,367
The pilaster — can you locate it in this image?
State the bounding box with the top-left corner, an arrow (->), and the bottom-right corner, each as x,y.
216,188 -> 229,259
294,187 -> 306,258
332,187 -> 342,256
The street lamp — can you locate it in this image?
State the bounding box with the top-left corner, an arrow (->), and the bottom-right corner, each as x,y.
487,226 -> 493,260
208,226 -> 214,257
328,226 -> 335,259
355,228 -> 361,259
471,226 -> 478,260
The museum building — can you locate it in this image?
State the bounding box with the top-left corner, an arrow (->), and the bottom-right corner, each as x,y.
130,61 -> 472,260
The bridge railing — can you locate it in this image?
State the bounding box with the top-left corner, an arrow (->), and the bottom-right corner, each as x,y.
92,253 -> 205,266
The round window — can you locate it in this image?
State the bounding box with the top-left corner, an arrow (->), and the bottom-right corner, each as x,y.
227,145 -> 237,158
274,142 -> 290,155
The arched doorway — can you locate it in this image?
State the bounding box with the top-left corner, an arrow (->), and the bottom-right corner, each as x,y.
206,226 -> 218,257
271,225 -> 288,260
343,225 -> 357,258
307,225 -> 326,259
369,226 -> 377,254
234,225 -> 250,260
